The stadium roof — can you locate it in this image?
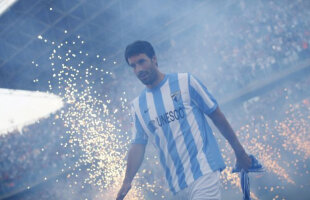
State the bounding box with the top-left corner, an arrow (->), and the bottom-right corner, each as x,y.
0,0 -> 220,91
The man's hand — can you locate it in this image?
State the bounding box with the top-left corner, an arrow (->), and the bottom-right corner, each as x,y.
116,144 -> 146,200
235,150 -> 252,171
116,181 -> 132,200
209,107 -> 252,171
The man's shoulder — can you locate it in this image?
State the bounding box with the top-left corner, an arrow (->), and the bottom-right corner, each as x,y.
130,89 -> 147,106
167,72 -> 190,78
173,72 -> 190,76
170,72 -> 190,80
130,96 -> 139,105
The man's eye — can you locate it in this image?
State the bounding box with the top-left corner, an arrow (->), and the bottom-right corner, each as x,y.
130,64 -> 136,68
138,60 -> 145,65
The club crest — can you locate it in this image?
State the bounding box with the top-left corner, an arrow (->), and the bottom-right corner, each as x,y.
171,91 -> 181,102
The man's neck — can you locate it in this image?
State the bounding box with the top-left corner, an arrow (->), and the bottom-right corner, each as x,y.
146,72 -> 165,89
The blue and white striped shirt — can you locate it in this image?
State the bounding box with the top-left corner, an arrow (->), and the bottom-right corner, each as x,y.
130,73 -> 226,193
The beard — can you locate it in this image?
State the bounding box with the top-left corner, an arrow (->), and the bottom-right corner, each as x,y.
138,68 -> 158,86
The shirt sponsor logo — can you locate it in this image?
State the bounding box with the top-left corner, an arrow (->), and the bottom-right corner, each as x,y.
155,106 -> 185,127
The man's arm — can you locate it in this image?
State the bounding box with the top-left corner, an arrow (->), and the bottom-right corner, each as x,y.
116,143 -> 146,200
209,106 -> 251,170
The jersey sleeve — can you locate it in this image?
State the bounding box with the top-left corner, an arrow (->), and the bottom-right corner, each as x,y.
188,74 -> 218,116
130,104 -> 148,145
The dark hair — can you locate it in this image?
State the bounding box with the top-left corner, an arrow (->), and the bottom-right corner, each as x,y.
124,40 -> 156,64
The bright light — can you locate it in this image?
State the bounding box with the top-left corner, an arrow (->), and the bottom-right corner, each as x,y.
0,0 -> 18,16
0,88 -> 63,135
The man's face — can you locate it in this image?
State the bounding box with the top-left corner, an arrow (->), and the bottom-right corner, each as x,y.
128,53 -> 159,86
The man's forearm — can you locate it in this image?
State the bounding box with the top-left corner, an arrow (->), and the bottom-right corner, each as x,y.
209,107 -> 245,154
209,106 -> 252,170
123,143 -> 146,184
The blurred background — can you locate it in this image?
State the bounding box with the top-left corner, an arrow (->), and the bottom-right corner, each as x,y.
0,0 -> 309,199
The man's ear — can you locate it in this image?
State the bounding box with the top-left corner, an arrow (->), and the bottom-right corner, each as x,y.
152,56 -> 158,66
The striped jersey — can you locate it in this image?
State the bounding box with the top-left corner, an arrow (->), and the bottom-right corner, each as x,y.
130,73 -> 226,194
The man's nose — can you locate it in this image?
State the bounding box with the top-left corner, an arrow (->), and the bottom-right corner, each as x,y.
135,64 -> 144,72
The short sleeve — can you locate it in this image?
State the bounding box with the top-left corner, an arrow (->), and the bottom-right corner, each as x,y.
130,104 -> 148,145
188,74 -> 218,115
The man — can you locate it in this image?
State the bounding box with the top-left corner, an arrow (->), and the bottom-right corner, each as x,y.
116,41 -> 251,200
